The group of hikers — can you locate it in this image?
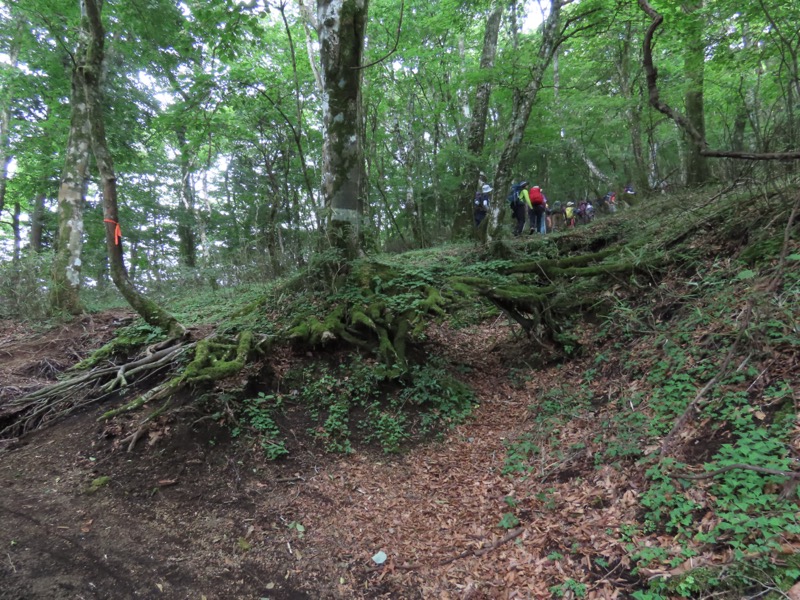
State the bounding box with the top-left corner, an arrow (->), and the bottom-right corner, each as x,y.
473,180 -> 633,235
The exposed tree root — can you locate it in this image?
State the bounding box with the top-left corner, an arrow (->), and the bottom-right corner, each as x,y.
288,261 -> 447,368
0,330 -> 260,442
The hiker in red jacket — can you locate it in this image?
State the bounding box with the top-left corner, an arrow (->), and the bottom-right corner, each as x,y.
528,185 -> 547,234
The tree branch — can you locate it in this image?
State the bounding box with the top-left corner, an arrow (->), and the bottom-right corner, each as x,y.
355,0 -> 404,70
675,463 -> 799,481
637,0 -> 800,161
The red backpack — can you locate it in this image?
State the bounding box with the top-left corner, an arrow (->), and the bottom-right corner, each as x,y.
529,187 -> 545,205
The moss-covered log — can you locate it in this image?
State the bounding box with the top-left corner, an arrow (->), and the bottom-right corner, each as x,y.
506,248 -> 618,275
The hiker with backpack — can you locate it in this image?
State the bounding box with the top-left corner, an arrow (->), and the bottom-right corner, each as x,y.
550,200 -> 564,232
564,202 -> 577,228
528,185 -> 547,234
474,183 -> 492,227
578,199 -> 592,225
507,181 -> 530,236
604,191 -> 617,214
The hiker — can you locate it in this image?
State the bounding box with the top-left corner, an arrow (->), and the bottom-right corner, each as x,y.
604,191 -> 617,214
583,200 -> 595,224
528,185 -> 547,234
550,200 -> 564,232
509,181 -> 530,236
565,201 -> 577,228
578,199 -> 592,225
474,183 -> 492,227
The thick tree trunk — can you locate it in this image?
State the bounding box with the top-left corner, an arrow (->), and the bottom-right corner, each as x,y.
317,0 -> 369,261
452,3 -> 503,238
81,0 -> 185,337
0,21 -> 21,219
51,63 -> 91,315
29,193 -> 46,252
488,0 -> 563,240
617,21 -> 648,190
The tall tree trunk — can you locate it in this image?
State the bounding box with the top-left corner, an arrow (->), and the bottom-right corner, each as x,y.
729,22 -> 751,181
12,201 -> 21,263
488,0 -> 563,240
81,0 -> 184,337
452,2 -> 503,238
29,193 -> 46,252
317,0 -> 369,261
51,56 -> 91,315
683,0 -> 709,185
617,21 -> 647,190
394,111 -> 424,247
175,126 -> 197,268
0,21 -> 21,219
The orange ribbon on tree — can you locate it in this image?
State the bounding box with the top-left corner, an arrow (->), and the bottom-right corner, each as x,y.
103,218 -> 122,245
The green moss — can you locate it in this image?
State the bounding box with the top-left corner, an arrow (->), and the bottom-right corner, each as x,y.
183,331 -> 253,383
350,307 -> 377,330
508,248 -> 617,274
377,326 -> 396,365
86,475 -> 110,494
419,286 -> 446,316
71,324 -> 164,371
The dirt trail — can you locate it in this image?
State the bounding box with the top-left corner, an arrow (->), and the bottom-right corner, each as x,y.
1,314 -> 640,599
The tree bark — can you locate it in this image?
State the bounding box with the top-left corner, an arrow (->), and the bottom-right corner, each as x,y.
175,126 -> 198,269
12,201 -> 21,263
682,0 -> 709,185
452,2 -> 503,238
0,21 -> 21,219
317,0 -> 369,261
81,0 -> 185,337
51,38 -> 91,315
29,193 -> 46,252
616,20 -> 648,190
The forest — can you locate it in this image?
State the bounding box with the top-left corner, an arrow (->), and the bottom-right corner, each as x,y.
0,0 -> 799,598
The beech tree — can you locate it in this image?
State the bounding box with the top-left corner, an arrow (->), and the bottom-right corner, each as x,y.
51,1 -> 91,314
317,0 -> 369,261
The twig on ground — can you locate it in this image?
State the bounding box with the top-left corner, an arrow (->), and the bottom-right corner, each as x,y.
123,426 -> 148,452
675,463 -> 799,480
275,476 -> 304,483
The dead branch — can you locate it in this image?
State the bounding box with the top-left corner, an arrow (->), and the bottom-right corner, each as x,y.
0,340 -> 196,440
637,0 -> 800,161
675,463 -> 799,481
768,192 -> 800,292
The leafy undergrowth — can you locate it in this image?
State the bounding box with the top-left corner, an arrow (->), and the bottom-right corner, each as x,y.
490,183 -> 800,597
1,180 -> 799,598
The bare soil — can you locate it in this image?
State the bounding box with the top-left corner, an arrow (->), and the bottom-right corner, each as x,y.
1,313 -> 651,599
